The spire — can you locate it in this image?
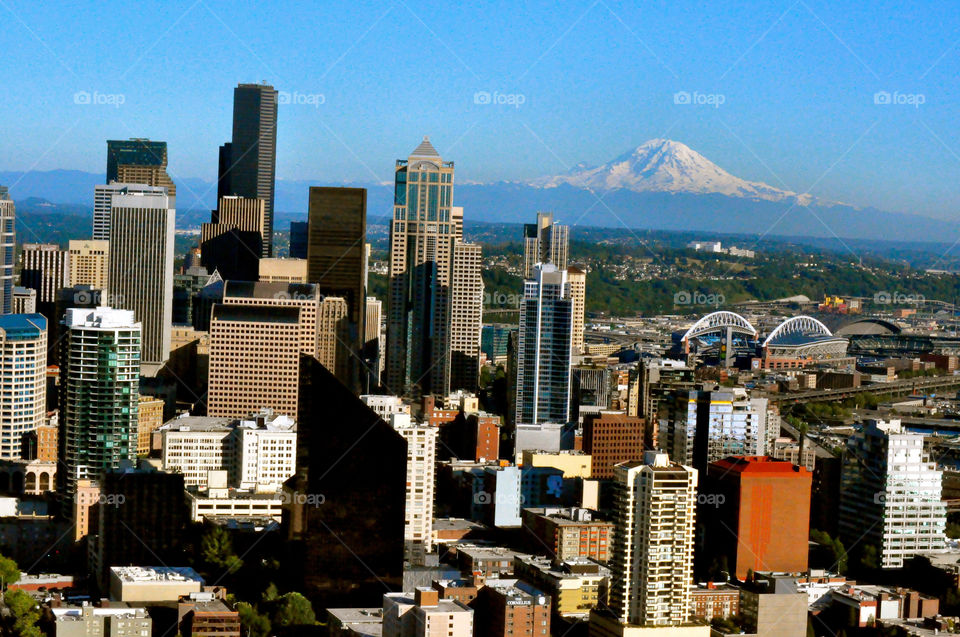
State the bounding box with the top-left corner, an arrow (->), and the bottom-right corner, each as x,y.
410,136 -> 440,158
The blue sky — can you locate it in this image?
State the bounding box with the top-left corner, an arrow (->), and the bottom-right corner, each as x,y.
2,0 -> 960,219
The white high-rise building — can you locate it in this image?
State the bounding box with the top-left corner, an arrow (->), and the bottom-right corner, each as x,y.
522,211 -> 569,279
93,183 -> 167,241
20,243 -> 69,304
609,451 -> 697,627
839,419 -> 946,569
0,314 -> 47,459
108,191 -> 174,375
391,413 -> 437,557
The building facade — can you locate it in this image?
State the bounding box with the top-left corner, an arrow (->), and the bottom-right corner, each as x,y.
68,239 -> 109,290
20,243 -> 69,305
0,314 -> 47,459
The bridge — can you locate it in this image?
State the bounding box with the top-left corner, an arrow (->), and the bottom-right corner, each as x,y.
768,374 -> 960,404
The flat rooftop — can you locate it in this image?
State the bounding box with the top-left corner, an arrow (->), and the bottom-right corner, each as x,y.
111,566 -> 204,584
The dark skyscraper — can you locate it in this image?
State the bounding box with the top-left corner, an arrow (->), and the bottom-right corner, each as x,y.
218,83 -> 278,257
306,187 -> 366,392
0,192 -> 14,315
289,221 -> 308,259
105,139 -> 176,198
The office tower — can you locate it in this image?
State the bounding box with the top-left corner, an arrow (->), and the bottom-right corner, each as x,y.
386,138 -> 460,398
259,258 -> 307,283
136,395 -> 164,456
839,419 -> 946,569
567,266 -> 586,353
632,358 -> 695,420
105,138 -> 175,198
447,242 -> 483,392
221,280 -> 321,352
57,307 -> 140,496
0,314 -> 46,459
306,187 -> 367,392
609,452 -> 697,627
704,456 -> 812,579
12,287 -> 36,314
0,196 -> 14,314
68,240 -> 109,290
93,183 -> 167,241
108,190 -> 174,375
20,243 -> 69,305
219,83 -> 278,257
522,212 -> 568,279
572,365 -> 610,411
515,264 -> 573,426
200,196 -> 266,281
316,296 -> 348,377
364,297 -> 382,389
173,265 -> 214,325
289,221 -> 308,259
661,389 -> 768,472
391,413 -> 437,560
283,355 -> 406,609
582,411 -> 655,479
207,305 -> 302,419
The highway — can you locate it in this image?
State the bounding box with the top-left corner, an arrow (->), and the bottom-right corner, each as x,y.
768,374 -> 960,404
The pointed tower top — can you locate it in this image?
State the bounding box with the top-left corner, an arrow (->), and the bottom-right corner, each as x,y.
411,136 -> 440,158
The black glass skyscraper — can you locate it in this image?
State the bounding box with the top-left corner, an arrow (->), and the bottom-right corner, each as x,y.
218,83 -> 278,257
105,139 -> 168,182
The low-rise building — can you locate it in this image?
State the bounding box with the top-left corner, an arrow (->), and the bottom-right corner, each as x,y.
472,578 -> 551,637
690,582 -> 740,621
177,591 -> 241,637
53,605 -> 152,637
109,566 -> 204,602
383,588 -> 473,637
521,507 -> 614,563
513,555 -> 609,619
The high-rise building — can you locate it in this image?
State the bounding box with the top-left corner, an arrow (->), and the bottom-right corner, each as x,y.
68,239 -> 109,290
386,138 -> 459,398
11,287 -> 36,314
609,452 -> 697,627
93,183 -> 167,241
108,190 -> 174,375
0,195 -> 14,314
448,242 -> 483,392
105,139 -> 175,199
567,266 -> 586,354
57,307 -> 140,496
0,314 -> 46,459
364,297 -> 383,390
582,410 -> 655,479
289,221 -> 308,259
200,196 -> 266,280
317,296 -> 348,378
839,419 -> 946,569
219,83 -> 278,257
522,212 -> 568,279
391,413 -> 437,560
704,456 -> 812,580
20,243 -> 69,305
306,186 -> 367,391
206,305 -> 302,419
515,264 -> 573,426
136,395 -> 164,456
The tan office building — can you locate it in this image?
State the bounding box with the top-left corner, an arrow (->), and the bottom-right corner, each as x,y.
448,242 -> 483,392
259,257 -> 307,283
568,265 -> 586,354
137,395 -> 164,455
68,239 -> 109,290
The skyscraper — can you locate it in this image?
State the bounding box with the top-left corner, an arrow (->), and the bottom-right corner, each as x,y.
0,193 -> 14,314
0,314 -> 46,460
93,183 -> 167,242
20,243 -> 69,305
386,138 -> 460,398
448,242 -> 483,392
364,296 -> 382,390
391,413 -> 438,561
609,452 -> 697,627
108,191 -> 175,375
68,240 -> 109,290
522,212 -> 568,279
57,307 -> 141,496
567,266 -> 586,354
306,187 -> 367,391
218,83 -> 278,257
515,264 -> 573,425
105,139 -> 176,200
289,221 -> 308,259
200,196 -> 265,281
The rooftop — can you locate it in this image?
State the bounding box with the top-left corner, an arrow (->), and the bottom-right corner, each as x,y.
211,304 -> 300,324
111,566 -> 204,584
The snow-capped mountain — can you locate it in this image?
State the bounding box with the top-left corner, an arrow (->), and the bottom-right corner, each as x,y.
528,138 -> 815,205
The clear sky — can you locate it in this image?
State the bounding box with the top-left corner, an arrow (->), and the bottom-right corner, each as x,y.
2,0 -> 960,219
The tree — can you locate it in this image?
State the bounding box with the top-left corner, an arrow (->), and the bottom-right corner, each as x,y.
5,589 -> 40,637
201,526 -> 243,573
236,602 -> 271,637
0,553 -> 20,588
262,583 -> 279,602
272,592 -> 317,627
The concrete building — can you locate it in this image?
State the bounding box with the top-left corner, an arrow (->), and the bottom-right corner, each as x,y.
20,243 -> 69,304
383,588 -> 473,637
839,419 -> 946,568
57,307 -> 140,496
737,583 -> 808,637
392,414 -> 438,559
386,138 -> 460,398
258,257 -> 307,283
568,265 -> 586,353
448,241 -> 483,392
108,190 -> 174,374
516,264 -> 573,426
514,555 -> 609,619
690,583 -> 740,621
109,566 -> 203,602
522,211 -> 568,279
317,296 -> 349,380
221,280 -> 320,355
73,478 -> 100,541
53,605 -> 152,637
92,182 -> 167,242
360,394 -> 410,420
472,578 -> 551,636
136,395 -> 164,456
610,452 -> 697,627
0,195 -> 13,314
68,239 -> 109,290
200,196 -> 266,281
11,287 -> 35,314
364,296 -> 383,389
177,592 -> 241,637
0,314 -> 46,459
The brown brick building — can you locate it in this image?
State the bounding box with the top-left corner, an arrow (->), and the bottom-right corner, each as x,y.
521,508 -> 613,563
471,580 -> 550,637
582,411 -> 654,479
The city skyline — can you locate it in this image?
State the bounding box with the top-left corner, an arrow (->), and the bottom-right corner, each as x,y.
1,2 -> 960,221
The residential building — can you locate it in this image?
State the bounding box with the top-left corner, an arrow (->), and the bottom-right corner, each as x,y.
472,578 -> 550,637
11,287 -> 35,314
137,396 -> 164,456
392,414 -> 438,560
383,588 -> 473,637
514,555 -> 610,619
0,314 -> 46,459
20,243 -> 69,304
68,239 -> 109,289
108,190 -> 174,374
521,507 -> 614,563
73,479 -> 100,541
177,592 -> 241,637
690,583 -> 740,621
57,307 -> 140,496
568,266 -> 586,353
515,264 -> 573,426
360,394 -> 410,420
52,605 -> 152,637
